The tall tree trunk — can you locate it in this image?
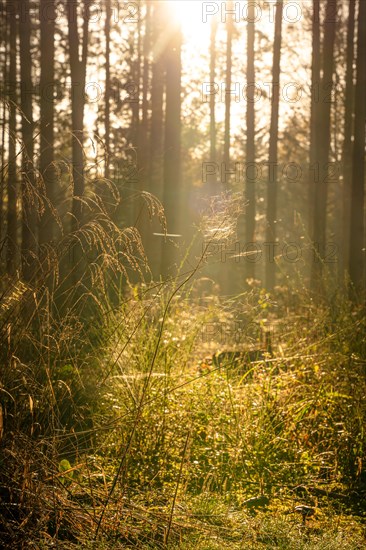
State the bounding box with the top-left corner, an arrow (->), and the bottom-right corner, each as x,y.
18,0 -> 37,282
311,0 -> 337,292
6,0 -> 17,276
341,0 -> 356,279
39,0 -> 55,247
221,4 -> 234,293
349,0 -> 366,293
244,2 -> 256,281
223,4 -> 233,183
131,0 -> 146,239
161,22 -> 182,278
0,5 -> 8,266
0,96 -> 5,269
104,0 -> 111,180
141,1 -> 151,167
148,1 -> 165,277
67,0 -> 89,234
129,2 -> 141,233
149,2 -> 164,195
265,0 -> 283,291
308,0 -> 320,246
135,1 -> 151,243
131,3 -> 141,159
209,15 -> 217,189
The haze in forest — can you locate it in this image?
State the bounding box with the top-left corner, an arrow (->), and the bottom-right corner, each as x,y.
1,1 -> 366,546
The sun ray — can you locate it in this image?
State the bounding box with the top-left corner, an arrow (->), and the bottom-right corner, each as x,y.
167,0 -> 210,46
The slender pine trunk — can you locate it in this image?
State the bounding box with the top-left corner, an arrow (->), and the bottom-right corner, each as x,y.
244,2 -> 256,281
349,0 -> 366,294
311,0 -> 337,293
341,0 -> 356,279
39,0 -> 55,247
19,0 -> 37,282
265,0 -> 283,291
6,0 -> 17,276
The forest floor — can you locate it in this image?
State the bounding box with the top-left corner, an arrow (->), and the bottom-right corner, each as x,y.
2,284 -> 366,548
30,505 -> 366,549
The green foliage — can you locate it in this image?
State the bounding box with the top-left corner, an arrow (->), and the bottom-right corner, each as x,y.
58,459 -> 74,485
1,273 -> 366,547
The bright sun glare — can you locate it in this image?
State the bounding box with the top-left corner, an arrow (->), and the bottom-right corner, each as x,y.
169,1 -> 210,46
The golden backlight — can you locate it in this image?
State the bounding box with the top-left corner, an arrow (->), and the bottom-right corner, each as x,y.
167,0 -> 210,46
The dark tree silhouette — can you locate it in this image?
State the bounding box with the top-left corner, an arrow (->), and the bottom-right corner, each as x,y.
19,0 -> 37,281
349,0 -> 366,293
104,0 -> 111,180
6,0 -> 17,276
308,0 -> 320,243
148,1 -> 165,276
209,15 -> 217,182
265,0 -> 283,291
341,0 -> 356,277
141,1 -> 151,174
161,21 -> 182,277
39,0 -> 56,246
223,3 -> 233,180
311,0 -> 337,292
67,0 -> 89,233
245,1 -> 256,281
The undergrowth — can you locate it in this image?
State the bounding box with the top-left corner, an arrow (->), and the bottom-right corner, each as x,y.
1,245 -> 366,547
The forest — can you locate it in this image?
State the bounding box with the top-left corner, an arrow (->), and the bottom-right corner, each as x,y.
0,0 -> 366,547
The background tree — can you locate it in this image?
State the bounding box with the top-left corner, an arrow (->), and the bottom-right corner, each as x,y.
39,0 -> 56,248
311,0 -> 338,292
104,0 -> 111,181
161,20 -> 182,278
19,0 -> 37,281
0,3 -> 7,256
223,2 -> 233,181
6,0 -> 17,276
209,14 -> 217,190
244,1 -> 256,282
67,0 -> 90,234
265,0 -> 283,291
308,0 -> 320,244
148,1 -> 165,277
140,0 -> 151,183
349,0 -> 366,293
341,0 -> 356,278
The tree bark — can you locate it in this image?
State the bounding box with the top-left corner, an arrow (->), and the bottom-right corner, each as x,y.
265,0 -> 283,291
135,1 -> 151,242
19,0 -> 37,282
161,21 -> 182,278
67,0 -> 89,233
223,3 -> 233,184
131,2 -> 141,165
341,0 -> 356,279
349,0 -> 366,293
209,15 -> 217,180
311,0 -> 337,292
104,0 -> 111,180
141,1 -> 151,163
308,0 -> 321,246
148,1 -> 165,277
0,7 -> 7,258
149,2 -> 165,198
244,2 -> 256,281
6,0 -> 17,276
39,0 -> 55,246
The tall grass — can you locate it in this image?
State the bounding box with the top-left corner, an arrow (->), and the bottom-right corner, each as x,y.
0,176 -> 365,547
1,268 -> 366,546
